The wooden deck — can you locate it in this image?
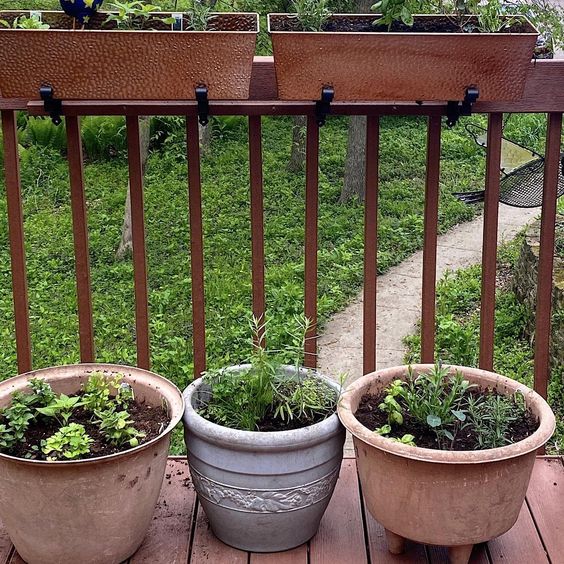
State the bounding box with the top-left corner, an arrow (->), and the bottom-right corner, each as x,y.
1,456 -> 562,564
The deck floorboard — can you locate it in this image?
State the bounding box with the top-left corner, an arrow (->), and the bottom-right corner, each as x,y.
1,456 -> 561,564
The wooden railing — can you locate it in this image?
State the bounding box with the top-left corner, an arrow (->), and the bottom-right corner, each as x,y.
1,57 -> 563,401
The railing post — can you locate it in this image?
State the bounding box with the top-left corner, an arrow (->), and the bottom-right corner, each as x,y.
186,115 -> 207,378
249,116 -> 266,347
126,116 -> 151,370
1,110 -> 32,374
66,115 -> 95,363
363,116 -> 379,375
534,112 -> 563,399
479,112 -> 503,371
304,114 -> 319,369
421,115 -> 442,364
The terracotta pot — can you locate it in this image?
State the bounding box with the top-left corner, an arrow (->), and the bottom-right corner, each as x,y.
268,14 -> 538,102
183,365 -> 345,552
0,363 -> 184,564
0,11 -> 258,100
338,364 -> 555,564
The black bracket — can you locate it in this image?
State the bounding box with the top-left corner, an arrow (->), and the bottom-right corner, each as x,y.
39,85 -> 62,126
446,87 -> 480,128
196,86 -> 210,127
315,86 -> 334,127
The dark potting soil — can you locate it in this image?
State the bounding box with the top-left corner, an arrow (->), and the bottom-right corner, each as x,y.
7,400 -> 170,461
0,11 -> 256,32
255,409 -> 331,432
271,15 -> 530,34
355,389 -> 539,451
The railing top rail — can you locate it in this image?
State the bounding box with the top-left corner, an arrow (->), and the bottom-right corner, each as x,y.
1,57 -> 564,115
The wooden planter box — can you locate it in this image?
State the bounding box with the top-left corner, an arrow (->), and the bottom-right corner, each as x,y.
268,14 -> 538,102
0,11 -> 258,100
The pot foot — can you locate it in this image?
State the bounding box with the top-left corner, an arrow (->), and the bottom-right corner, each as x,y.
385,529 -> 405,555
448,544 -> 474,564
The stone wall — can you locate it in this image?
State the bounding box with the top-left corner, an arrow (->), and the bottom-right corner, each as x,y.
513,215 -> 564,374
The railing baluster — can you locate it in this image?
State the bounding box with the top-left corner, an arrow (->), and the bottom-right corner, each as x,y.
186,116 -> 206,378
66,116 -> 95,363
363,116 -> 380,375
421,115 -> 442,364
248,116 -> 266,346
534,112 -> 563,399
304,115 -> 319,368
126,116 -> 151,370
479,113 -> 503,371
1,110 -> 32,374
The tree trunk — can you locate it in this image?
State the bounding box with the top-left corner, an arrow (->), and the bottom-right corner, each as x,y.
199,122 -> 212,154
116,116 -> 151,260
340,0 -> 373,203
288,115 -> 307,173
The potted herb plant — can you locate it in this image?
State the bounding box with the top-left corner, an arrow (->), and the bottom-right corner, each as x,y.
0,2 -> 258,100
268,1 -> 539,102
0,363 -> 184,564
338,363 -> 555,564
182,317 -> 345,552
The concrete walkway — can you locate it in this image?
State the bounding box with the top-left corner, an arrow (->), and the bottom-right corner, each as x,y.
319,204 -> 538,456
318,204 -> 538,381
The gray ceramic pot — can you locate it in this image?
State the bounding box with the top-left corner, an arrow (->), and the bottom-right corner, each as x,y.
182,365 -> 345,552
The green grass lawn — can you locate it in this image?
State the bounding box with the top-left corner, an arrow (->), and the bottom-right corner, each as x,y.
0,115 -> 485,387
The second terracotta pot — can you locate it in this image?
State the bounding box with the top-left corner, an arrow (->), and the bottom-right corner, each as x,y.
338,364 -> 555,564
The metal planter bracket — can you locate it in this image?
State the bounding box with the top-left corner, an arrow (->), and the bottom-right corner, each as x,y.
39,86 -> 63,126
446,87 -> 480,128
315,86 -> 334,127
196,86 -> 210,126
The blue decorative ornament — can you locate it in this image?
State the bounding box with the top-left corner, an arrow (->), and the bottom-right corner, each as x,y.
60,0 -> 104,26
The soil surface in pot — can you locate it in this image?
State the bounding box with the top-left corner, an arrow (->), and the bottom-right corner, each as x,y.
355,389 -> 538,450
271,15 -> 530,34
0,11 -> 256,32
198,376 -> 338,432
12,402 -> 169,460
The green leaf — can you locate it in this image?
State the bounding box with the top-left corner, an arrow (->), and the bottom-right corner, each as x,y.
443,430 -> 455,441
452,409 -> 466,422
426,414 -> 442,428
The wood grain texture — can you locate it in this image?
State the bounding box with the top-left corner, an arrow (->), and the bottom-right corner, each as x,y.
190,505 -> 247,564
426,543 -> 489,564
249,545 -> 307,564
526,457 -> 564,563
309,459 -> 367,564
130,459 -> 196,564
488,502 -> 548,563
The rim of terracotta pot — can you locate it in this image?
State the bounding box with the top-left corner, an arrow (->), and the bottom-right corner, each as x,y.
183,364 -> 343,452
267,13 -> 538,36
338,364 -> 555,465
0,11 -> 260,34
0,363 -> 184,466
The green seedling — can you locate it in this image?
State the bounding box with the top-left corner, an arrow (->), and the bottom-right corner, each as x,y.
36,394 -> 84,425
95,407 -> 145,447
42,423 -> 93,460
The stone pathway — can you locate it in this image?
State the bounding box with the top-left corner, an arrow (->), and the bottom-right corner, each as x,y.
319,204 -> 538,454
